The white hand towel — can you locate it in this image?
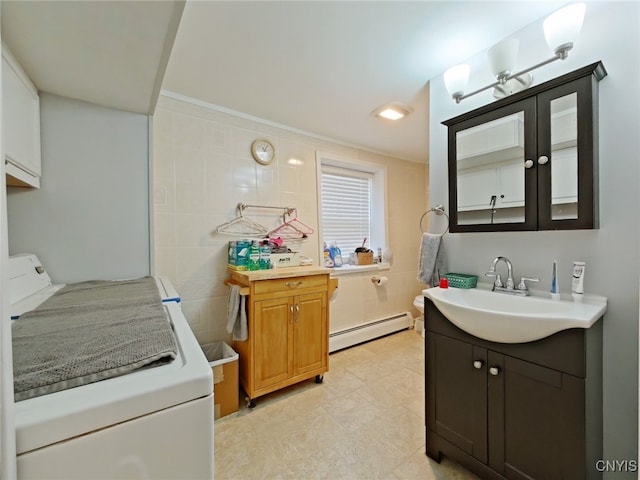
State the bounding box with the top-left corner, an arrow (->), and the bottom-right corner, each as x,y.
226,285 -> 240,334
417,233 -> 445,287
235,295 -> 248,341
226,285 -> 248,341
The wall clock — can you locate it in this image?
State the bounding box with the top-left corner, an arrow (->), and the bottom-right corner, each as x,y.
251,138 -> 275,165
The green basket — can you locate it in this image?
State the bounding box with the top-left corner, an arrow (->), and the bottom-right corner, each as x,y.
443,273 -> 478,289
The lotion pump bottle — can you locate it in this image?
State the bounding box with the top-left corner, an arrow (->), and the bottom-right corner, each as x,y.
571,261 -> 586,302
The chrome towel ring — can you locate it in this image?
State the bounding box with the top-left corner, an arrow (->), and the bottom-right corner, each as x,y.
419,205 -> 449,235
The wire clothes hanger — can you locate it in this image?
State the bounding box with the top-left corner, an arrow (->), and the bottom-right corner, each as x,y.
419,205 -> 450,235
267,209 -> 315,240
215,205 -> 270,236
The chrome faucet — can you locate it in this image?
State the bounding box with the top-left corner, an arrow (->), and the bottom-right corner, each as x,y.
485,256 -> 540,296
485,256 -> 515,290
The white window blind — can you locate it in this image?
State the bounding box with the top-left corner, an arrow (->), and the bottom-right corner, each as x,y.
320,165 -> 372,255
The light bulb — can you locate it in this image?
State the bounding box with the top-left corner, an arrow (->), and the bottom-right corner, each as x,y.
543,3 -> 586,57
378,108 -> 405,120
444,64 -> 470,99
488,39 -> 519,82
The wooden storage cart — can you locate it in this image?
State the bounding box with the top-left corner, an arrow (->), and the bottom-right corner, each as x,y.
227,266 -> 338,407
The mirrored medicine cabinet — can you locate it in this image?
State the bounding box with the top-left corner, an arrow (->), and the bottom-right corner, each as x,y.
444,62 -> 607,233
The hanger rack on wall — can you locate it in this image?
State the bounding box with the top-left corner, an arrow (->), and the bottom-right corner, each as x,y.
237,203 -> 295,216
215,204 -> 271,236
419,204 -> 450,235
215,203 -> 313,238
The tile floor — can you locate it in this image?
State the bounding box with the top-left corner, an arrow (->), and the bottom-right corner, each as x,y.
214,329 -> 479,479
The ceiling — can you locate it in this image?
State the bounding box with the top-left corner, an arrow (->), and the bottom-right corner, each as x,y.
1,0 -> 186,115
2,0 -> 573,163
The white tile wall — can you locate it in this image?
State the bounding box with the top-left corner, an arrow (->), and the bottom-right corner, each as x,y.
153,94 -> 430,345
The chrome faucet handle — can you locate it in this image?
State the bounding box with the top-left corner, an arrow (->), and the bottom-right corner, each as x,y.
517,276 -> 540,291
505,276 -> 515,290
485,271 -> 503,288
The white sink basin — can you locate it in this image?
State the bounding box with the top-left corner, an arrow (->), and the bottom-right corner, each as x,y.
422,285 -> 607,343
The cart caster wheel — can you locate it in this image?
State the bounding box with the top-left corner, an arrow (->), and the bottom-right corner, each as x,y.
245,397 -> 256,409
315,375 -> 324,384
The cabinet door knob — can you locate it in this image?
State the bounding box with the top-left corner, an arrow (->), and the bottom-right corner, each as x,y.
473,360 -> 484,369
294,304 -> 300,322
524,159 -> 534,169
289,304 -> 294,323
538,155 -> 549,165
489,366 -> 500,376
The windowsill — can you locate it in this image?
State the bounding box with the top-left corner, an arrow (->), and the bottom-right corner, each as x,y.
328,263 -> 391,276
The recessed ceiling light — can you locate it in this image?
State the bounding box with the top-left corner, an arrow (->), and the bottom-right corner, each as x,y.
374,103 -> 412,121
378,108 -> 405,120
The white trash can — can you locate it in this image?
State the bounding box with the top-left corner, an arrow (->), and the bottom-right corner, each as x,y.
201,342 -> 239,420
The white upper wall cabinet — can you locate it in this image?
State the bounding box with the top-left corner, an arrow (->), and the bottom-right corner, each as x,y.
2,45 -> 40,188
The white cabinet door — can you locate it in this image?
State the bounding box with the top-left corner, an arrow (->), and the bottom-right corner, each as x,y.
457,169 -> 497,211
458,160 -> 525,212
497,162 -> 525,208
2,46 -> 40,188
551,147 -> 578,204
456,113 -> 524,165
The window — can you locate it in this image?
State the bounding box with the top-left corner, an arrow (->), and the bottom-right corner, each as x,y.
321,166 -> 372,254
316,152 -> 387,265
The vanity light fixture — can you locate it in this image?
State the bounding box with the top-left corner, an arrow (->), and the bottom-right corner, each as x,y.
444,2 -> 586,103
374,103 -> 412,121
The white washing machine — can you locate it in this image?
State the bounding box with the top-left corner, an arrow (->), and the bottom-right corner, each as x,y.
9,254 -> 214,479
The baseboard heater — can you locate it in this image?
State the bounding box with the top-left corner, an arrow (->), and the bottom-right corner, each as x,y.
329,312 -> 413,353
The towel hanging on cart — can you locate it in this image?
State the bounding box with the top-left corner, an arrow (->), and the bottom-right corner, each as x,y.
226,285 -> 247,341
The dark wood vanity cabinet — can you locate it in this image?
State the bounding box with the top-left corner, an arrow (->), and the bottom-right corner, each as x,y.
444,62 -> 607,233
425,299 -> 603,480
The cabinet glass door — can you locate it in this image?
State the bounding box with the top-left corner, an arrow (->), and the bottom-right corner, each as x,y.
448,98 -> 536,231
537,74 -> 596,230
549,93 -> 578,220
456,112 -> 526,225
